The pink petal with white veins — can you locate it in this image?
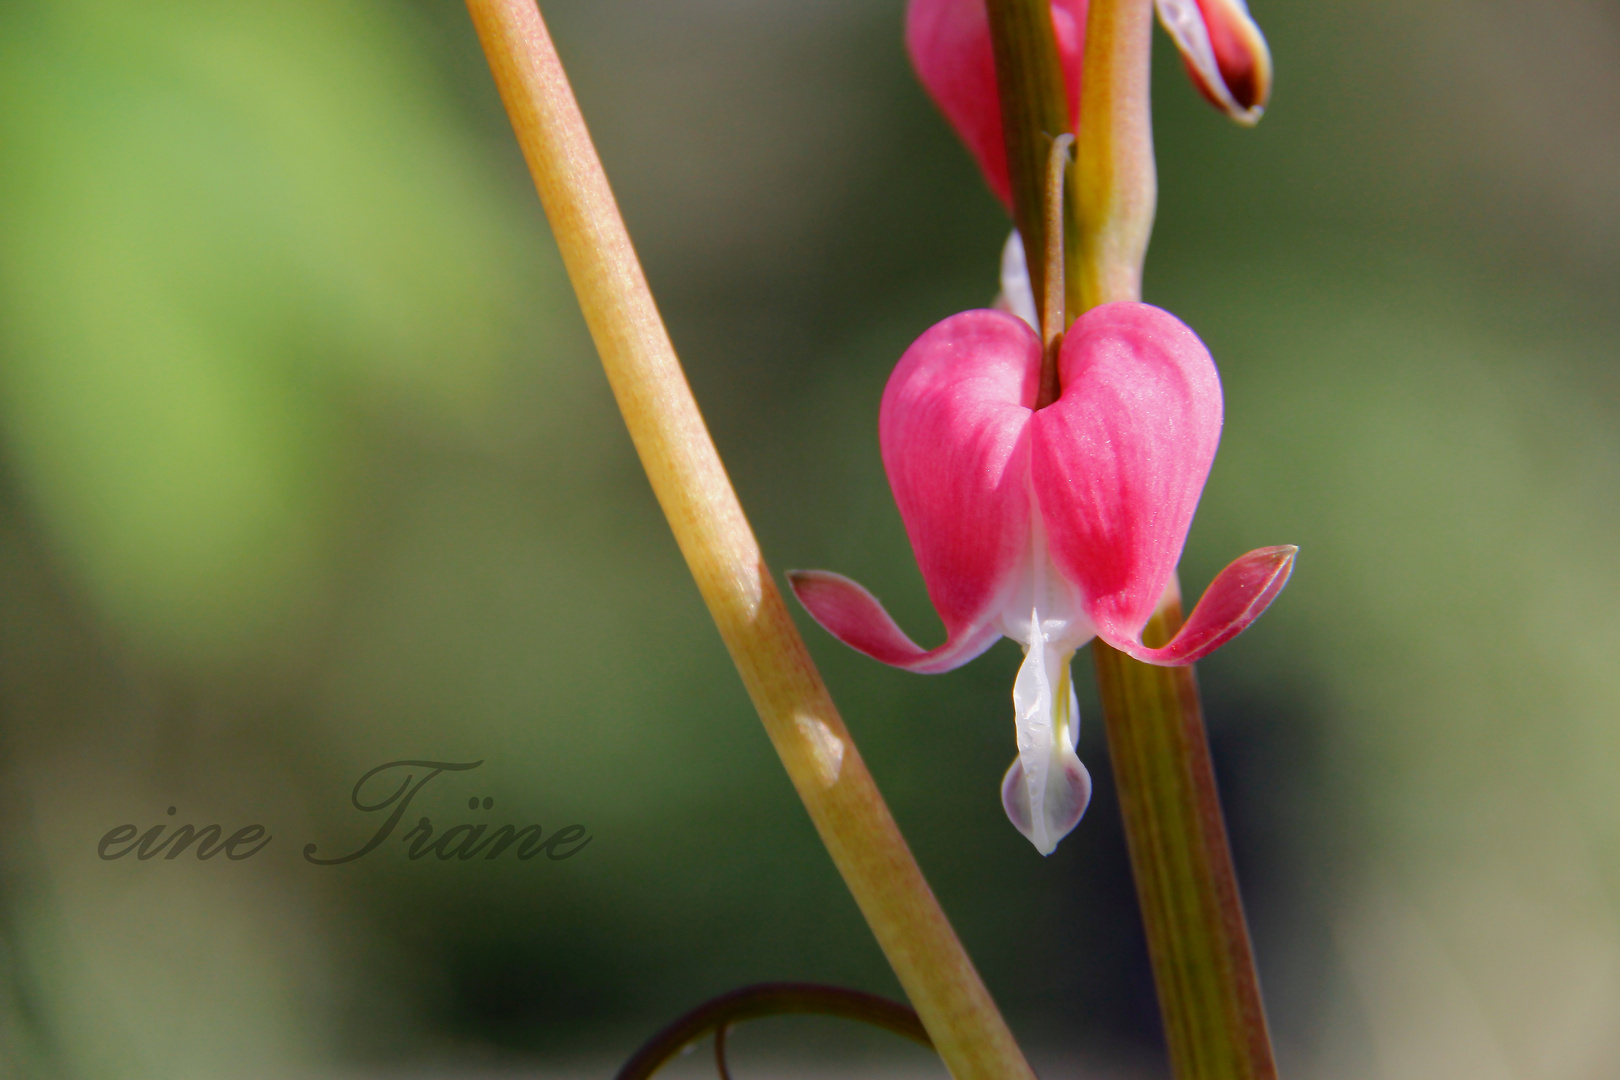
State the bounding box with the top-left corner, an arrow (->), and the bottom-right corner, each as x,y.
1031,302 -> 1223,653
906,0 -> 1089,209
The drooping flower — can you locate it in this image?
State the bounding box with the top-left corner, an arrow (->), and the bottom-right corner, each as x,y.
906,0 -> 1272,206
789,303 -> 1294,854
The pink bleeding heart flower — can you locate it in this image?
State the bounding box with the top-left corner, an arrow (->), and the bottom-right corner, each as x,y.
789,303 -> 1294,854
1154,0 -> 1272,123
905,0 -> 1089,210
906,0 -> 1271,207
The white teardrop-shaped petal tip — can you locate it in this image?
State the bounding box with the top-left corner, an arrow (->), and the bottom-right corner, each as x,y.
1001,750 -> 1093,856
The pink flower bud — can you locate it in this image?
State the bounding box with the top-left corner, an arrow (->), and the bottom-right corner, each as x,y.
1155,0 -> 1272,123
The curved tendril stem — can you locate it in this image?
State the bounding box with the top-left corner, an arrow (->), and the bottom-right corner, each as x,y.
615,983 -> 933,1080
1041,133 -> 1074,349
713,1023 -> 733,1080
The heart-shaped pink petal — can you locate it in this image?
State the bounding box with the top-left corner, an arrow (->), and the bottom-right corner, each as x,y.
791,309 -> 1043,672
1031,302 -> 1223,652
883,309 -> 1043,640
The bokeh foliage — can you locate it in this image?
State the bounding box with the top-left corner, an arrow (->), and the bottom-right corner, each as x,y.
0,2 -> 1618,1079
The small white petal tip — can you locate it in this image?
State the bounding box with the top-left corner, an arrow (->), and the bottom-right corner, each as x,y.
1001,750 -> 1092,855
994,229 -> 1039,332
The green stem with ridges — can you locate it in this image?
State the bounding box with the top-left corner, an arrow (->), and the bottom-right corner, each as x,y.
1093,599 -> 1278,1080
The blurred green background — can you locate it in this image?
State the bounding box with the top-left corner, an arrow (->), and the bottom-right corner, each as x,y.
1,1 -> 1617,1078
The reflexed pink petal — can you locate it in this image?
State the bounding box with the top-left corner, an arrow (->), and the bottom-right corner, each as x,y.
1113,545 -> 1296,665
1155,0 -> 1272,123
906,0 -> 1089,208
787,570 -> 1004,673
883,309 -> 1042,644
1031,302 -> 1223,650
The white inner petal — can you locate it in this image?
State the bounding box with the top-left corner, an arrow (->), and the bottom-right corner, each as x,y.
1011,625 -> 1055,850
1004,641 -> 1093,855
999,514 -> 1095,854
995,229 -> 1039,332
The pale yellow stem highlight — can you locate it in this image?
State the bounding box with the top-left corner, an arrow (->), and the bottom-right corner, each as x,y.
461,4 -> 1037,1079
1073,0 -> 1157,312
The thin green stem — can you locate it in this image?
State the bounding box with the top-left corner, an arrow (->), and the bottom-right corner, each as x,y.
1092,606 -> 1278,1080
1040,133 -> 1072,349
1037,132 -> 1073,409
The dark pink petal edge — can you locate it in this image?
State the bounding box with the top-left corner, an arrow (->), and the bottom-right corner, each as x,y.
1107,545 -> 1297,666
787,569 -> 1004,674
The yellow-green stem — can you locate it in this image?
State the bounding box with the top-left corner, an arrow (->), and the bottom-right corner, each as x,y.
1073,0 -> 1156,313
461,4 -> 1036,1080
1077,3 -> 1277,1077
